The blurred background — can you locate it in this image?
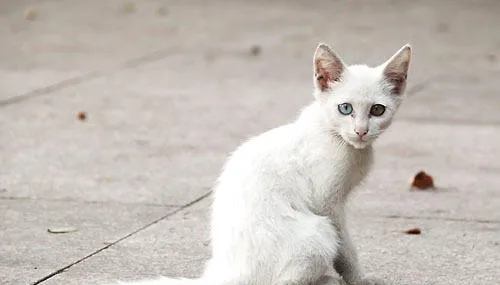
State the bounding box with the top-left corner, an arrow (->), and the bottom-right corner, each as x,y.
1,1 -> 499,285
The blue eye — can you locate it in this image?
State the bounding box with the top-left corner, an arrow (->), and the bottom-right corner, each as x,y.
338,103 -> 353,115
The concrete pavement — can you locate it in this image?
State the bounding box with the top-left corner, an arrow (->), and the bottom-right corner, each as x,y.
1,0 -> 499,284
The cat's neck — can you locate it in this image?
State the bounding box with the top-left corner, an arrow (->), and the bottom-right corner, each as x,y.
295,101 -> 374,211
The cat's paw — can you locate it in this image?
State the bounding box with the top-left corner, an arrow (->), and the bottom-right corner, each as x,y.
354,277 -> 387,285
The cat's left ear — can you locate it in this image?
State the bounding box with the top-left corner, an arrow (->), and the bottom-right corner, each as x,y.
382,44 -> 411,95
313,43 -> 347,92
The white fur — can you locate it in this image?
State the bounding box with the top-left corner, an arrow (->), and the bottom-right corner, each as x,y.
109,43 -> 411,285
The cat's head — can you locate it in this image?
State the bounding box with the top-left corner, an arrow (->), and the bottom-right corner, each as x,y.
313,43 -> 411,149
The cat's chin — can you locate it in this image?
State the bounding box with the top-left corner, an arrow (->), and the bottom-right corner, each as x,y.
350,141 -> 369,149
343,137 -> 371,149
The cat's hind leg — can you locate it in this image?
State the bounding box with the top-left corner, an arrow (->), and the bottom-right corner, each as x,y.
273,215 -> 339,285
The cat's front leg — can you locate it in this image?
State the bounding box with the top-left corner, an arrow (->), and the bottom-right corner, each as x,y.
333,226 -> 362,284
333,227 -> 386,285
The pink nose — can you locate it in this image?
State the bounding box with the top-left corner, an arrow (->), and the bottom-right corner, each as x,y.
355,129 -> 368,138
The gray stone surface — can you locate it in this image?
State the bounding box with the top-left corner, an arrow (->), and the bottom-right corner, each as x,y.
41,198 -> 500,285
1,0 -> 499,284
43,199 -> 212,285
0,199 -> 176,285
353,121 -> 500,222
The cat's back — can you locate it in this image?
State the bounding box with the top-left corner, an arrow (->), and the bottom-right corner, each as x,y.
213,122 -> 306,204
225,123 -> 300,169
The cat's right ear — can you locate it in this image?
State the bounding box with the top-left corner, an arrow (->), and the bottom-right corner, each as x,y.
382,44 -> 411,95
313,43 -> 346,92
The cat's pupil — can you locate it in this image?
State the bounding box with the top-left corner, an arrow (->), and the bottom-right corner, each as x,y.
370,104 -> 386,116
338,103 -> 353,115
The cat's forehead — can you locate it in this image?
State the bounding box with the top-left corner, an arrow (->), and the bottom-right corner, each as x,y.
346,64 -> 382,82
341,65 -> 385,90
330,64 -> 393,104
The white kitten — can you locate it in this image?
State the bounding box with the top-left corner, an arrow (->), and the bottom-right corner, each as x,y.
112,43 -> 411,285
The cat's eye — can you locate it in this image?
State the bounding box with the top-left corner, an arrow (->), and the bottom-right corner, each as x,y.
370,104 -> 386,116
338,103 -> 353,115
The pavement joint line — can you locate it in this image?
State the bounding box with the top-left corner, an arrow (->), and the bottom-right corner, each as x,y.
400,76 -> 498,126
0,71 -> 104,107
406,78 -> 431,97
397,117 -> 500,127
24,192 -> 500,285
0,195 -> 184,208
380,214 -> 500,225
5,195 -> 498,225
31,191 -> 212,285
2,64 -> 496,127
0,47 -> 180,108
399,75 -> 500,126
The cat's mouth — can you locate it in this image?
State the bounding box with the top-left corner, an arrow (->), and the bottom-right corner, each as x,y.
343,135 -> 371,149
350,140 -> 369,149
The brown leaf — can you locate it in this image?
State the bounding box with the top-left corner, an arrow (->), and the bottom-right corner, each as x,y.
77,111 -> 87,121
410,170 -> 434,190
404,227 -> 421,235
48,227 -> 77,234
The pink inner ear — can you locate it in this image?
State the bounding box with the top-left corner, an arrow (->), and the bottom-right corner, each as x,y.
315,58 -> 342,91
385,71 -> 407,95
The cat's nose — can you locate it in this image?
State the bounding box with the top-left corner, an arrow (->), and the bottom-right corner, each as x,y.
354,129 -> 368,138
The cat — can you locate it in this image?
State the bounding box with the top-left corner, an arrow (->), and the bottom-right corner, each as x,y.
111,43 -> 411,285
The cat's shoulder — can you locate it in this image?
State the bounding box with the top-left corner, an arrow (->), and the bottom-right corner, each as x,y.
237,123 -> 299,154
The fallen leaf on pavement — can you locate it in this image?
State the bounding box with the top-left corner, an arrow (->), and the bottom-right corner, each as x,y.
404,227 -> 421,235
410,170 -> 434,190
47,227 -> 78,234
77,111 -> 87,121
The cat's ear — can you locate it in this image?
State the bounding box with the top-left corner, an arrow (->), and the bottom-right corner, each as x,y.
313,43 -> 346,92
382,44 -> 411,95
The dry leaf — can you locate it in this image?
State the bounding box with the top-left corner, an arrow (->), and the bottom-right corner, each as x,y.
77,111 -> 87,121
48,227 -> 77,234
410,170 -> 434,190
404,227 -> 421,235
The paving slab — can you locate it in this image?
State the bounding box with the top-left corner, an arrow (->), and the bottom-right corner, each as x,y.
41,197 -> 500,285
351,120 -> 500,222
0,0 -> 183,99
0,62 -> 229,205
1,0 -> 500,285
43,198 -> 213,285
2,49 -> 499,207
0,199 -> 176,285
2,0 -> 499,102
